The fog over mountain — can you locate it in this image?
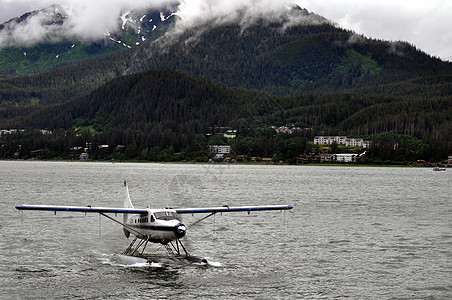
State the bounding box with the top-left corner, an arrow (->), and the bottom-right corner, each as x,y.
0,0 -> 319,47
0,0 -> 178,46
0,0 -> 450,60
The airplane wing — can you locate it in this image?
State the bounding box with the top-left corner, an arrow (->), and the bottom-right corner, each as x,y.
15,204 -> 292,214
15,204 -> 148,214
175,205 -> 293,214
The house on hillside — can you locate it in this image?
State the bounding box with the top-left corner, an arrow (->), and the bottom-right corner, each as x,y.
333,153 -> 357,162
224,130 -> 237,139
69,147 -> 84,155
30,149 -> 45,158
345,138 -> 371,148
297,149 -> 331,163
314,136 -> 370,148
208,145 -> 231,154
314,136 -> 347,145
275,126 -> 302,134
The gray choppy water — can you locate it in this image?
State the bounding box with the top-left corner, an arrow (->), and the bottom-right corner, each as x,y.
1,161 -> 451,299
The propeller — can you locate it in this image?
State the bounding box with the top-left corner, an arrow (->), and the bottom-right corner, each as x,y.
174,223 -> 187,239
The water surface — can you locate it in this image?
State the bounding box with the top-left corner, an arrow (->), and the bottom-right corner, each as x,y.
1,161 -> 450,299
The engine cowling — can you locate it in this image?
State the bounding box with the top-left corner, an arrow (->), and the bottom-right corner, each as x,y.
174,224 -> 187,239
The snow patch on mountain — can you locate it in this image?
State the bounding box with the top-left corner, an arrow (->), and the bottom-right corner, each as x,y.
121,11 -> 133,30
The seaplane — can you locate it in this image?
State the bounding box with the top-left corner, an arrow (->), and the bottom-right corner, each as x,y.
16,181 -> 293,265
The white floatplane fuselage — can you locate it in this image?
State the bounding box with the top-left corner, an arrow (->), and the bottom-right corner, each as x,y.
124,209 -> 187,243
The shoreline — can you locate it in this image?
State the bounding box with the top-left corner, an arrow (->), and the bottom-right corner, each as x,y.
0,158 -> 444,168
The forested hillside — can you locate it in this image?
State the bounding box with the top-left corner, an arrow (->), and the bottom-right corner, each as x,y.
140,21 -> 452,95
0,5 -> 451,164
1,69 -> 449,163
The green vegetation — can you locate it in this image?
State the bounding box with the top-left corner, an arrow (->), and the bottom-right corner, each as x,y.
0,41 -> 122,75
0,69 -> 449,164
0,10 -> 451,164
332,49 -> 381,78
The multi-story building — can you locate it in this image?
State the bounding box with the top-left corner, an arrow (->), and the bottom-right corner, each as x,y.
208,145 -> 232,154
314,136 -> 347,145
314,136 -> 370,148
333,153 -> 357,162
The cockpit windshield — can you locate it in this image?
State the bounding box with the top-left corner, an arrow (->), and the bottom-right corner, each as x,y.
154,211 -> 179,220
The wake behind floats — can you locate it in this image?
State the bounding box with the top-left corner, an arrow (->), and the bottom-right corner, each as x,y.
16,181 -> 293,265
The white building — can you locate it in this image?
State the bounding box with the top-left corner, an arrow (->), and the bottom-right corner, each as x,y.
208,145 -> 231,154
314,136 -> 370,149
314,136 -> 346,145
345,138 -> 364,147
224,130 -> 237,139
333,153 -> 357,162
276,126 -> 302,134
0,129 -> 23,136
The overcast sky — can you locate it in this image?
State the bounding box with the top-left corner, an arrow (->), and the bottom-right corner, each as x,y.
0,0 -> 450,61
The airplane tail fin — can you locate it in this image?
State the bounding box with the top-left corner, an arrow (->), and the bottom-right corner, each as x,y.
123,180 -> 134,209
123,180 -> 133,238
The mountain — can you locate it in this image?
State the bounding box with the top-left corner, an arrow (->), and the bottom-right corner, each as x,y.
1,5 -> 450,101
0,5 -> 451,162
0,4 -> 177,75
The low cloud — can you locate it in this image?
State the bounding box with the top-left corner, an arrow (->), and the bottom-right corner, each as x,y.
0,0 -> 326,48
1,5 -> 65,47
300,0 -> 452,60
166,0 -> 327,47
175,0 -> 303,27
0,0 -> 177,47
1,0 -> 450,60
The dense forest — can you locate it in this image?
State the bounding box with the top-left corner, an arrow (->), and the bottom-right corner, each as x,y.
0,69 -> 450,164
0,6 -> 451,164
